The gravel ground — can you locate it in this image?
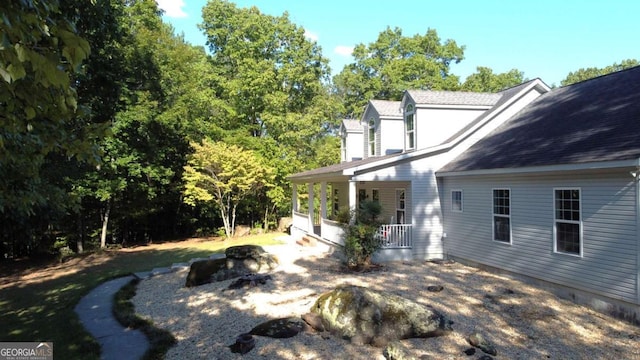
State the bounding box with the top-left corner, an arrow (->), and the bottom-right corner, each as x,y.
132,243 -> 640,359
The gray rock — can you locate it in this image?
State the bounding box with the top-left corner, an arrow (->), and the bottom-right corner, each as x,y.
383,341 -> 416,360
311,285 -> 453,347
468,332 -> 497,356
249,317 -> 310,338
229,333 -> 255,354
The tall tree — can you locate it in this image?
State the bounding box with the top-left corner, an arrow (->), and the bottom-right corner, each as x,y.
561,59 -> 639,86
461,67 -> 525,92
0,0 -> 92,217
183,140 -> 272,239
333,26 -> 465,118
200,0 -> 339,226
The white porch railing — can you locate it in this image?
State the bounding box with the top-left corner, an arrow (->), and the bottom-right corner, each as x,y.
375,224 -> 412,249
321,218 -> 345,246
293,211 -> 309,233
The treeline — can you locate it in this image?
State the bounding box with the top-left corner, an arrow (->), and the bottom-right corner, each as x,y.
0,0 -> 636,258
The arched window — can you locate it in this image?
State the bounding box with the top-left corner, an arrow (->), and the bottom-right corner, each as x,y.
368,117 -> 376,156
405,104 -> 415,150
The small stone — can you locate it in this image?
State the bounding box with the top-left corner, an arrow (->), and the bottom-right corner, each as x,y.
463,347 -> 476,355
249,317 -> 309,338
383,341 -> 416,360
229,333 -> 255,354
426,285 -> 444,292
478,355 -> 494,360
468,332 -> 497,356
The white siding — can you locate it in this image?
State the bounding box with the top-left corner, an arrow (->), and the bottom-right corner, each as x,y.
346,131 -> 363,161
379,118 -> 404,155
415,107 -> 486,149
441,170 -> 638,304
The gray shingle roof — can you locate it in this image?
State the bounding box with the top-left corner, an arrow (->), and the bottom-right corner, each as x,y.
369,100 -> 402,117
440,66 -> 640,173
342,119 -> 363,132
407,90 -> 502,106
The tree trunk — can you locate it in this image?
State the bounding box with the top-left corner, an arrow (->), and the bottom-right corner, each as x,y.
100,201 -> 111,249
76,211 -> 84,254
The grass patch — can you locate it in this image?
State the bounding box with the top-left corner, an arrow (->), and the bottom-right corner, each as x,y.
114,278 -> 177,360
0,233 -> 286,360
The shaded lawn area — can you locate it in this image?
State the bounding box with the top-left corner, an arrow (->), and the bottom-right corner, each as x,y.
0,233 -> 286,360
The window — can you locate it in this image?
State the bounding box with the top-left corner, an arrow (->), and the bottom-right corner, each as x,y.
368,118 -> 376,156
358,189 -> 367,204
452,190 -> 463,212
333,188 -> 339,215
396,189 -> 405,224
554,188 -> 582,256
493,189 -> 510,243
372,189 -> 379,203
405,104 -> 415,150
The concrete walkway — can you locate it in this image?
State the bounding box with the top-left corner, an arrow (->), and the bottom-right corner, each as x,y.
74,275 -> 150,360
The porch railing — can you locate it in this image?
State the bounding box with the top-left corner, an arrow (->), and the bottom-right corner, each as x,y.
375,224 -> 412,249
292,211 -> 309,232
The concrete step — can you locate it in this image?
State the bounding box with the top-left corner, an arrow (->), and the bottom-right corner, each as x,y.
296,235 -> 318,247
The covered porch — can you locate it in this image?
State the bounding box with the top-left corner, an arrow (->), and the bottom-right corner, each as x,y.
289,160 -> 414,261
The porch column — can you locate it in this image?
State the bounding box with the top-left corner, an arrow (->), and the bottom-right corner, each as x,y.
348,180 -> 357,224
292,183 -> 298,213
307,183 -> 314,231
320,182 -> 327,219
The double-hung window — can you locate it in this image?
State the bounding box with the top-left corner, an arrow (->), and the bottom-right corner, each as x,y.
368,118 -> 376,156
452,190 -> 463,212
493,189 -> 511,243
554,188 -> 582,256
405,104 -> 415,150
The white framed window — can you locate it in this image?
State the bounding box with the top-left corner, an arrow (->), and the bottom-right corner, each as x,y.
492,188 -> 511,243
405,104 -> 415,150
395,189 -> 405,224
368,117 -> 376,156
451,190 -> 463,212
554,188 -> 582,256
358,188 -> 367,204
372,188 -> 379,203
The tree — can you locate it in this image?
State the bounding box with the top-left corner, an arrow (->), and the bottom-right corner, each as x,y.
0,0 -> 93,216
561,59 -> 639,86
333,27 -> 465,118
461,67 -> 525,92
199,0 -> 339,226
183,140 -> 272,239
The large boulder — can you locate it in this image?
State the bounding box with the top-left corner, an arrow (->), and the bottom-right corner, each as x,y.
310,285 -> 453,347
185,245 -> 279,287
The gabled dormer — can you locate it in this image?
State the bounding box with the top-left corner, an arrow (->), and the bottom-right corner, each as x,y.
361,100 -> 403,158
339,119 -> 364,162
400,90 -> 502,151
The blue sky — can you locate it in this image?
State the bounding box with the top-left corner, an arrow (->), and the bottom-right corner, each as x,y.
157,0 -> 640,86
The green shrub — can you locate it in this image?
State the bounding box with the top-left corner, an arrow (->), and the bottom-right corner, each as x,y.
341,200 -> 382,269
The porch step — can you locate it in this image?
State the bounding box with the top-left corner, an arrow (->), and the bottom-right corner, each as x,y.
296,235 -> 318,247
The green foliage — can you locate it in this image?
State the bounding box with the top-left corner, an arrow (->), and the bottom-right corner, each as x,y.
342,200 -> 383,269
561,59 -> 639,86
183,139 -> 273,239
461,66 -> 526,92
333,26 -> 465,118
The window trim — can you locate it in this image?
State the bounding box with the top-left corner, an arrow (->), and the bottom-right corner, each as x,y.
553,187 -> 583,257
451,189 -> 463,213
368,117 -> 376,156
492,188 -> 512,244
372,188 -> 380,203
405,104 -> 415,151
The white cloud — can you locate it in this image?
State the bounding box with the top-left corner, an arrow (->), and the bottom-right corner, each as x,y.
334,45 -> 354,56
156,0 -> 188,18
304,29 -> 319,42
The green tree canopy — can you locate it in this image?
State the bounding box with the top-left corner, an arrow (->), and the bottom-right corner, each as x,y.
561,59 -> 639,86
183,140 -> 272,238
333,26 -> 465,118
461,66 -> 526,92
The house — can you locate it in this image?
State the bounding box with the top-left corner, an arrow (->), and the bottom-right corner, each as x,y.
290,65 -> 640,323
437,66 -> 640,323
289,79 -> 550,262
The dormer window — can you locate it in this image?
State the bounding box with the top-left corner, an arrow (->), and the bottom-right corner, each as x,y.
405,104 -> 415,150
368,117 -> 376,156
